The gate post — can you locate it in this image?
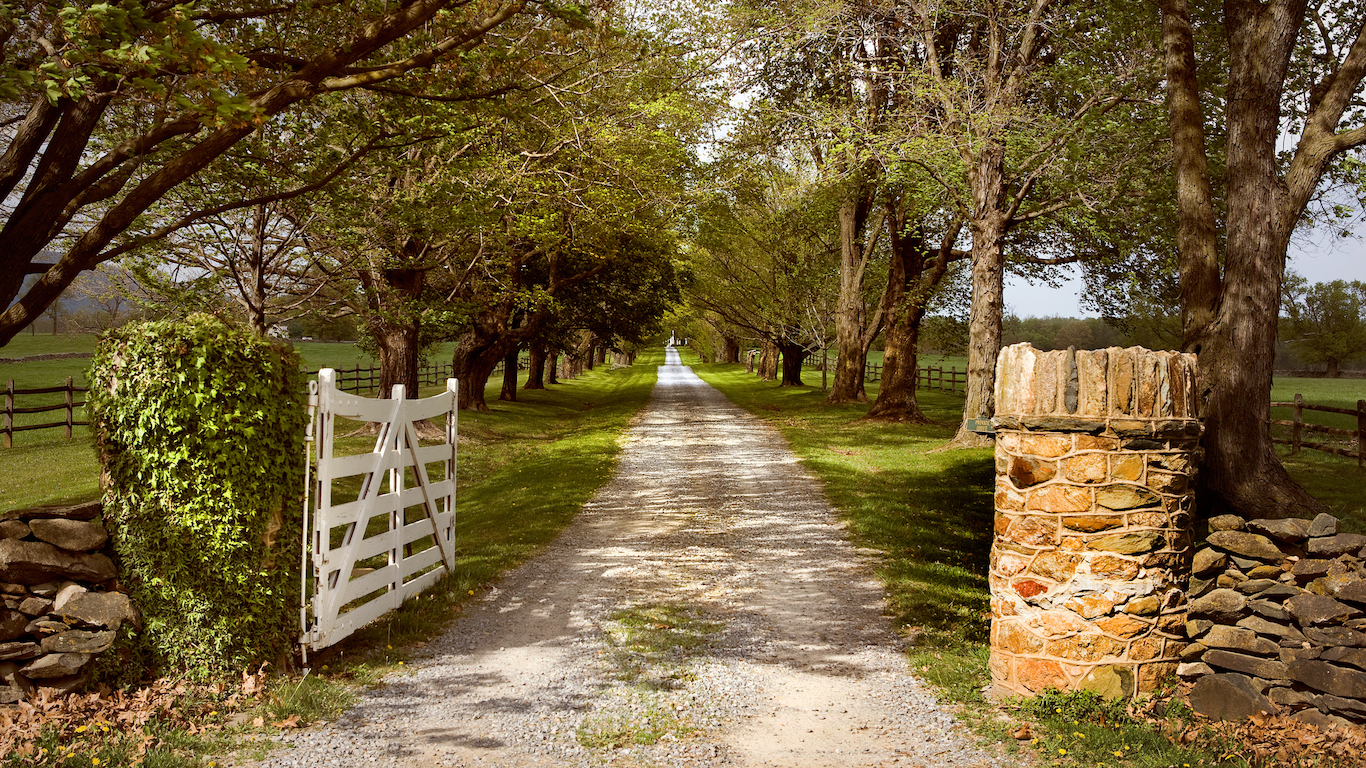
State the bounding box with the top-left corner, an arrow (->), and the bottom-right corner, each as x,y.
988,344 -> 1202,700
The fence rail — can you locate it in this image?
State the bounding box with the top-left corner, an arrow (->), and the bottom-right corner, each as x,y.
4,357 -> 535,446
1270,394 -> 1366,468
821,358 -> 968,394
304,357 -> 528,396
3,378 -> 88,448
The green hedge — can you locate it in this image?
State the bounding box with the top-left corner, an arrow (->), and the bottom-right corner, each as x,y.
88,315 -> 306,679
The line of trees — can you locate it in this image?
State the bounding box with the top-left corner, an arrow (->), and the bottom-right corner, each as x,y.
5,0 -> 1366,518
2,0 -> 716,410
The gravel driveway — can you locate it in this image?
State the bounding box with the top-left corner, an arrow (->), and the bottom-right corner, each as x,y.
252,348 -> 1007,768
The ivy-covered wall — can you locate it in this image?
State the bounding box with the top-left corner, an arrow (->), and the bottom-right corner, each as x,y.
88,314 -> 306,678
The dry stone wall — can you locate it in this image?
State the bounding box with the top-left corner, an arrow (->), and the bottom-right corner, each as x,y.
989,344 -> 1201,700
1180,511 -> 1366,729
0,501 -> 138,703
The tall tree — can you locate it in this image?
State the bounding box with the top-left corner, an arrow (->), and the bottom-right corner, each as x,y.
888,0 -> 1162,446
1158,0 -> 1366,517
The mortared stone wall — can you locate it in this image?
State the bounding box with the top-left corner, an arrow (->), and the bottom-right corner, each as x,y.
988,343 -> 1201,700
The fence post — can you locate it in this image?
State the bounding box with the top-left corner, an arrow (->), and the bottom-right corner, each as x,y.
1358,399 -> 1365,470
3,379 -> 12,448
64,377 -> 74,439
1293,393 -> 1303,455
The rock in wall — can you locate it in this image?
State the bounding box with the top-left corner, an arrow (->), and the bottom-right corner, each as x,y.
0,501 -> 138,704
1180,511 -> 1366,730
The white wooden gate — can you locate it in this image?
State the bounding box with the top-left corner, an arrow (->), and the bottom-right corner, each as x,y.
300,369 -> 458,653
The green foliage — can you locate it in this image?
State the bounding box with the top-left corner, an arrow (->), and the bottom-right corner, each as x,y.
87,314 -> 307,679
1282,275 -> 1366,374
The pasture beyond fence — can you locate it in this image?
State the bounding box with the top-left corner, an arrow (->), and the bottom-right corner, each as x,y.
827,358 -> 968,394
1270,393 -> 1366,468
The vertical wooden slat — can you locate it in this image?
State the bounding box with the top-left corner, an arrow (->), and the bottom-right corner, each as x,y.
1293,393 -> 1303,455
64,377 -> 73,439
3,379 -> 12,448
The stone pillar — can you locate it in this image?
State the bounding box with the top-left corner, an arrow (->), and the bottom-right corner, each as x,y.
988,344 -> 1202,700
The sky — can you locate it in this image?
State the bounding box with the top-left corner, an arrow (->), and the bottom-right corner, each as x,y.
1004,228 -> 1366,319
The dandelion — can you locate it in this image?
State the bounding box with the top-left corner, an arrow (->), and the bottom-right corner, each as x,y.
1058,748 -> 1067,755
93,758 -> 101,765
398,661 -> 404,665
76,725 -> 87,733
468,590 -> 475,595
1073,731 -> 1085,738
387,645 -> 393,649
1113,751 -> 1123,757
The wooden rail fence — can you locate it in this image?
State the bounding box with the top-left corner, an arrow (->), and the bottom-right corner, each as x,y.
303,357 -> 527,396
821,359 -> 968,394
2,378 -> 88,448
4,360 -> 509,446
1270,394 -> 1366,468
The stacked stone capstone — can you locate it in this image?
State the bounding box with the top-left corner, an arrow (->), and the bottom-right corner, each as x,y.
989,343 -> 1201,700
1181,511 -> 1366,729
0,501 -> 138,703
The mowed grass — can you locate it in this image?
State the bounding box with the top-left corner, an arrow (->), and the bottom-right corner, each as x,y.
1268,375 -> 1366,530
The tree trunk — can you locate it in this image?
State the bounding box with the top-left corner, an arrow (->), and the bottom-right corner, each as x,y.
595,346 -> 607,366
779,341 -> 807,386
1160,0 -> 1325,519
360,263 -> 424,400
757,339 -> 779,381
452,330 -> 503,411
1328,359 -> 1341,378
825,192 -> 879,404
499,346 -> 519,402
547,353 -> 559,384
375,322 -> 420,399
524,340 -> 547,390
722,336 -> 740,363
865,228 -> 928,422
949,140 -> 1009,447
